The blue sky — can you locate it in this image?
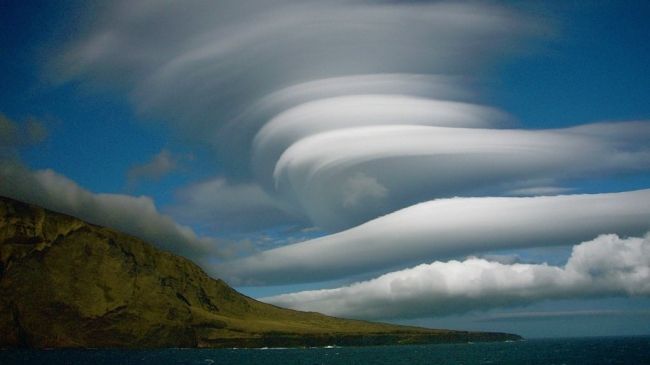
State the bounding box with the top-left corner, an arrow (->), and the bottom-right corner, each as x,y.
1,0 -> 650,338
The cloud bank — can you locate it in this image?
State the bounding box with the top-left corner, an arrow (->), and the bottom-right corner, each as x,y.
217,189 -> 650,285
263,232 -> 650,319
0,161 -> 226,264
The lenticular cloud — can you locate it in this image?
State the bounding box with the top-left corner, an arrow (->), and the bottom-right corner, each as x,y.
262,232 -> 650,319
216,189 -> 650,285
268,122 -> 650,230
53,0 -> 650,294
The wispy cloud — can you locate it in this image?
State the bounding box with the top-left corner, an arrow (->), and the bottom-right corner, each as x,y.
52,1 -> 540,176
168,177 -> 302,233
217,190 -> 650,285
126,149 -> 189,188
262,232 -> 650,319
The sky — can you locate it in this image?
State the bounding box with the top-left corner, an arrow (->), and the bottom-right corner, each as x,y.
1,0 -> 650,338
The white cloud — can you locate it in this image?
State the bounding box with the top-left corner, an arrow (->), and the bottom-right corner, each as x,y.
52,1 -> 539,173
216,189 -> 650,285
42,0 -> 650,299
51,0 -> 649,235
224,74 -> 481,174
269,122 -> 650,230
0,161 -> 227,265
262,232 -> 650,319
251,94 -> 510,186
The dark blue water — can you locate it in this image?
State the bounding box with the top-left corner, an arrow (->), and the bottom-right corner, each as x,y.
2,337 -> 649,365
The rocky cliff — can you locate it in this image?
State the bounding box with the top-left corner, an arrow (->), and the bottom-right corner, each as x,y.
0,196 -> 520,348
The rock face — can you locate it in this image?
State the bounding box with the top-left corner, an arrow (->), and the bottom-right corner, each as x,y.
0,196 -> 521,348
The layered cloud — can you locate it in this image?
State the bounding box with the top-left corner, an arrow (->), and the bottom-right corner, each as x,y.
267,122 -> 650,230
42,0 -> 650,315
262,232 -> 650,319
51,0 -> 649,235
52,1 -> 539,173
217,189 -> 650,285
251,94 -> 511,190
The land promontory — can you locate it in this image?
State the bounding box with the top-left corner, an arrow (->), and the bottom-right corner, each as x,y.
0,196 -> 521,348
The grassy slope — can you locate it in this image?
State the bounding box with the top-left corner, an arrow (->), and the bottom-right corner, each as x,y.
0,196 -> 520,348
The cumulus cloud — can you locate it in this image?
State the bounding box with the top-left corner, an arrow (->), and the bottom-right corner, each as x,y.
216,190 -> 650,285
0,161 -> 227,264
262,232 -> 650,319
168,177 -> 302,233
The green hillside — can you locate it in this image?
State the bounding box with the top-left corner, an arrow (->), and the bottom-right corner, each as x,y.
0,196 -> 520,348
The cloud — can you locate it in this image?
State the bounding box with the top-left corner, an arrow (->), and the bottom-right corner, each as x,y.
0,161 -> 227,265
126,149 -> 186,187
42,0 -> 650,299
224,74 -> 482,174
262,232 -> 650,319
251,94 -> 511,190
50,0 -> 649,237
168,177 -> 303,233
51,1 -> 540,174
268,122 -> 650,230
216,189 -> 650,285
341,172 -> 388,209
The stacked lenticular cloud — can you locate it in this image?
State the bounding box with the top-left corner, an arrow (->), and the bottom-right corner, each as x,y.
50,1 -> 650,317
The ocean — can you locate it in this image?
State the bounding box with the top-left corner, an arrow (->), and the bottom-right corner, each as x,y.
2,336 -> 649,365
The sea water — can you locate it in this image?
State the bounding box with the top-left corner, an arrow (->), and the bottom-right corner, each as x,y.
2,336 -> 649,364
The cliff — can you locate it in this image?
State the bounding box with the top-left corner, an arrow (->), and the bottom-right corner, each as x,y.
0,196 -> 521,348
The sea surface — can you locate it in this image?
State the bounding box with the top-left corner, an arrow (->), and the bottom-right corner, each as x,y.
2,336 -> 649,365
